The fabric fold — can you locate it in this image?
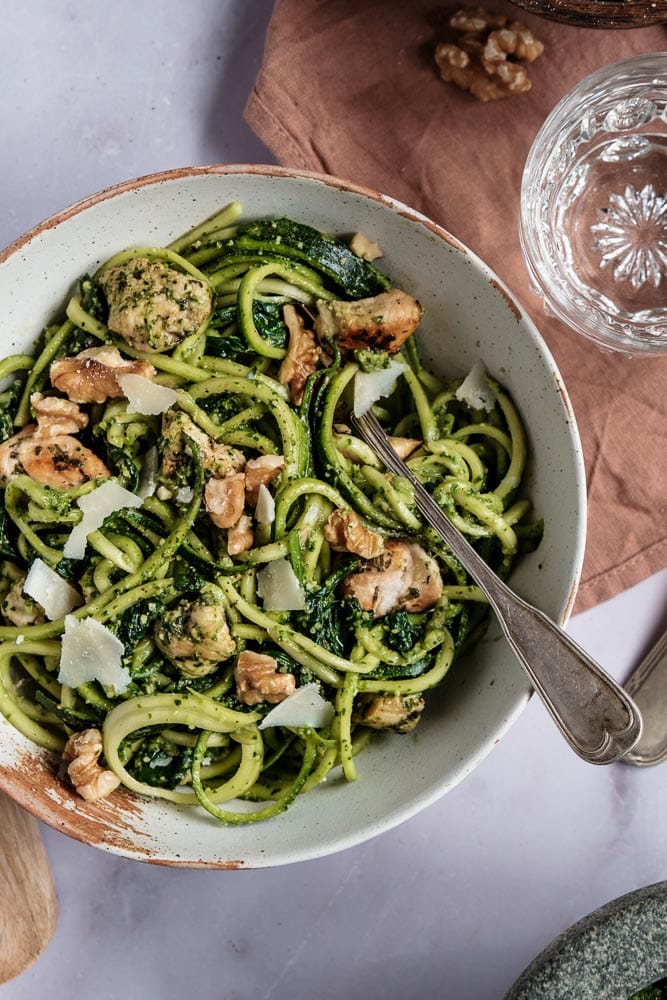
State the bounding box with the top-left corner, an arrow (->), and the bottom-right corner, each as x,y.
246,0 -> 667,612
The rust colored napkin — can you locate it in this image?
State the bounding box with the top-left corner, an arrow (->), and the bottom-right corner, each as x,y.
245,0 -> 667,613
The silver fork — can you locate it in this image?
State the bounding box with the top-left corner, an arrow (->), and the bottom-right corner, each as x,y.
351,410 -> 641,765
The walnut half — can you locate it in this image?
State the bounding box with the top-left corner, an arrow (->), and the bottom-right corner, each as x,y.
62,728 -> 120,802
435,7 -> 543,102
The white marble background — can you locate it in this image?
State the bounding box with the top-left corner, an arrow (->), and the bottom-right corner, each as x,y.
1,4 -> 666,998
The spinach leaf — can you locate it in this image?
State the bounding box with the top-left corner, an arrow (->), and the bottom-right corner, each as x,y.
382,610 -> 424,655
126,735 -> 192,789
251,300 -> 288,349
79,274 -> 105,320
293,561 -> 363,658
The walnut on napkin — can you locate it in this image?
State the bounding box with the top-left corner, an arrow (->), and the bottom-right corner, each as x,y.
435,7 -> 544,101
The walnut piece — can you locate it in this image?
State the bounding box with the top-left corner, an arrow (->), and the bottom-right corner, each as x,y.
50,346 -> 156,404
227,513 -> 254,555
323,509 -> 385,559
435,7 -> 543,102
62,728 -> 120,802
244,454 -> 285,507
204,472 -> 246,529
30,393 -> 89,435
234,650 -> 296,706
278,305 -> 320,405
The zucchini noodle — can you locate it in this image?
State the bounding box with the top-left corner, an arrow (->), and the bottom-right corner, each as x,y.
0,202 -> 542,825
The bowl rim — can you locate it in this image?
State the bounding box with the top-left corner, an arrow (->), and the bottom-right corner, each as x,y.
0,163 -> 587,866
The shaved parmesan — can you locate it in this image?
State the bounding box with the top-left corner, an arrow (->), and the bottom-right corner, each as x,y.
353,359 -> 406,417
64,481 -> 143,560
255,484 -> 275,524
455,360 -> 495,412
137,445 -> 159,500
58,615 -> 130,694
259,684 -> 334,730
256,558 -> 306,611
117,373 -> 178,415
176,486 -> 193,504
24,558 -> 82,621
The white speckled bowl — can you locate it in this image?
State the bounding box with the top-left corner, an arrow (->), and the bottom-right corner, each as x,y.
0,166 -> 586,867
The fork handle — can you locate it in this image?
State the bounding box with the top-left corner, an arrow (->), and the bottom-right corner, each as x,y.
356,415 -> 642,764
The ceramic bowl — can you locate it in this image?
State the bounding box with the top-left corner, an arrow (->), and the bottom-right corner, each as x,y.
0,166 -> 586,867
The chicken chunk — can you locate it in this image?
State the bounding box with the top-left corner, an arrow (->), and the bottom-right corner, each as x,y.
204,472 -> 246,529
62,728 -> 121,802
154,597 -> 236,677
1,574 -> 46,628
244,454 -> 285,507
50,346 -> 156,404
341,539 -> 443,618
98,256 -> 213,353
31,393 -> 89,436
160,411 -> 245,484
234,650 -> 296,706
278,304 -> 321,405
314,288 -> 422,355
355,693 -> 425,733
227,513 -> 254,556
0,425 -> 110,489
349,232 -> 383,262
323,509 -> 385,559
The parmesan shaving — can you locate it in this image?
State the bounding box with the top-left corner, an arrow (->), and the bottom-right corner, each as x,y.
455,360 -> 496,412
64,481 -> 143,560
117,373 -> 178,415
58,615 -> 130,694
24,558 -> 82,621
259,684 -> 334,730
353,360 -> 406,417
254,484 -> 275,524
256,559 -> 306,611
137,445 -> 159,499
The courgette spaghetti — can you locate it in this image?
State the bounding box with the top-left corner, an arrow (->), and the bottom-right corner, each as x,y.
0,201 -> 542,824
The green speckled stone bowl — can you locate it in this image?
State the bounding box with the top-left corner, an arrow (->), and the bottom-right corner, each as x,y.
508,882 -> 667,999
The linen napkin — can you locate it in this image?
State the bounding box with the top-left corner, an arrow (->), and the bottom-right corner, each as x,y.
245,0 -> 667,612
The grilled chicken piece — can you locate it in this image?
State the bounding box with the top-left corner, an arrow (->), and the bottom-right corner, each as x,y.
278,304 -> 321,405
62,729 -> 121,801
355,693 -> 425,733
323,509 -> 385,559
50,346 -> 156,404
1,574 -> 46,627
234,650 -> 296,706
244,454 -> 285,507
154,597 -> 236,677
160,411 -> 244,482
314,288 -> 422,354
341,539 -> 443,618
31,393 -> 89,436
0,425 -> 110,489
98,256 -> 213,353
204,472 -> 246,529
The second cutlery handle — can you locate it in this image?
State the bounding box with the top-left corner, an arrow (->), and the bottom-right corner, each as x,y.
489,588 -> 642,764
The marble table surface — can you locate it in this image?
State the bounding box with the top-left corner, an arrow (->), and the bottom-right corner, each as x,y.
1,4 -> 666,998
